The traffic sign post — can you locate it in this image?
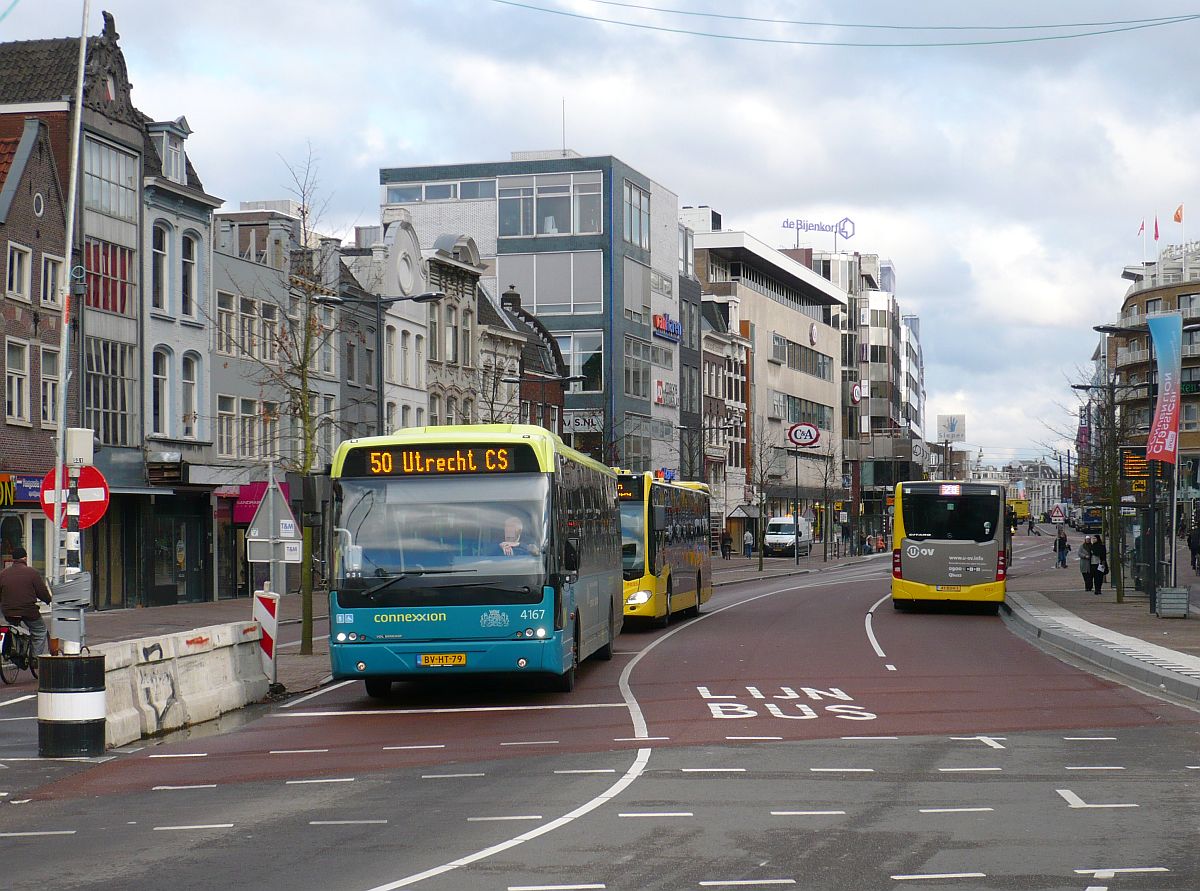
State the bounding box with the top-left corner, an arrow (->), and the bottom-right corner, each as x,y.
245,461 -> 302,602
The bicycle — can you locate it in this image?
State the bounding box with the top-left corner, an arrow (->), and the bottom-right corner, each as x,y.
0,620 -> 40,684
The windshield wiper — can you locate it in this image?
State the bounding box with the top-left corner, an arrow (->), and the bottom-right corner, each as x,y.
356,568 -> 479,599
451,582 -> 534,596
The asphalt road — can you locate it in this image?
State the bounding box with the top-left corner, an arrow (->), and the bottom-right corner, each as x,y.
2,540 -> 1198,890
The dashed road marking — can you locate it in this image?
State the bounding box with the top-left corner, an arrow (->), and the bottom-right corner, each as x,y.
613,736 -> 669,742
938,767 -> 1002,773
152,784 -> 216,791
280,703 -> 626,718
311,820 -> 388,825
153,823 -> 234,832
508,884 -> 606,891
501,740 -> 560,747
271,749 -> 329,755
891,873 -> 986,881
148,752 -> 207,758
383,744 -> 445,750
1065,766 -> 1125,771
422,773 -> 485,779
0,830 -> 77,837
1064,736 -> 1116,741
0,694 -> 35,708
286,777 -> 355,785
468,815 -> 544,822
1075,867 -> 1169,879
681,768 -> 746,773
1057,789 -> 1138,809
726,736 -> 782,741
554,769 -> 617,775
770,810 -> 845,816
842,736 -> 897,740
618,811 -> 693,818
810,767 -> 874,773
951,735 -> 1006,749
919,807 -> 994,813
698,881 -> 796,888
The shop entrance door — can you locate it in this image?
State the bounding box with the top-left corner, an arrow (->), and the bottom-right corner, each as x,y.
152,516 -> 206,605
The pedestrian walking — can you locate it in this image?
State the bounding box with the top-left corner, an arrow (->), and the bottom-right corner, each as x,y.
1090,536 -> 1108,595
743,529 -> 753,559
1188,526 -> 1200,572
1054,527 -> 1071,568
720,530 -> 733,560
1077,535 -> 1094,592
1027,516 -> 1035,535
0,546 -> 52,657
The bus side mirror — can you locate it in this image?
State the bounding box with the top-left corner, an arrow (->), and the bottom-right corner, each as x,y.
564,538 -> 581,572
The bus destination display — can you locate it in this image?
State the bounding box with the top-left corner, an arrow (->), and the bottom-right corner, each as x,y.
342,443 -> 540,477
617,476 -> 644,500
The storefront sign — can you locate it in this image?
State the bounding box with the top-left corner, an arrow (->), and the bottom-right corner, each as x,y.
234,481 -> 292,524
781,216 -> 855,241
655,380 -> 679,407
0,473 -> 43,506
652,313 -> 683,342
563,410 -> 604,434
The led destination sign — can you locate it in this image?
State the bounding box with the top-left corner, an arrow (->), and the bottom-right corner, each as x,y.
617,476 -> 644,500
341,443 -> 541,477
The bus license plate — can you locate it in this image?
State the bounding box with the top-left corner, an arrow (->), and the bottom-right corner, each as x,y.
420,653 -> 466,667
936,585 -> 962,592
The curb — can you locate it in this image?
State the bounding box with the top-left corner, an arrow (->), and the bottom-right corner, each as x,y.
1003,593 -> 1200,705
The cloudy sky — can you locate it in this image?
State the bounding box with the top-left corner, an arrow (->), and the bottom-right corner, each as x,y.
6,1 -> 1198,465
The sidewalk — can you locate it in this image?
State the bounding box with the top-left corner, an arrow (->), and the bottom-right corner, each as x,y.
69,530 -> 1200,708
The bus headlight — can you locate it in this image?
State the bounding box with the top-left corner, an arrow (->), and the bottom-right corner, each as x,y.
535,628 -> 547,639
627,590 -> 652,605
336,632 -> 347,642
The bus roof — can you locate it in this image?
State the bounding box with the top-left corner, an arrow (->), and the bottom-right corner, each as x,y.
896,480 -> 1006,495
613,469 -> 710,495
331,424 -> 614,478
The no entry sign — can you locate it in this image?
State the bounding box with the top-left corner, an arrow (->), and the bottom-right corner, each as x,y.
40,466 -> 111,529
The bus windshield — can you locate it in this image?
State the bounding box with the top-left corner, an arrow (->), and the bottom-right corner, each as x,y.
620,500 -> 646,579
902,492 -> 1000,543
333,474 -> 550,607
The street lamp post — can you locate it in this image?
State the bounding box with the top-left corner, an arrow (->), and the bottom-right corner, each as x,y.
314,290 -> 443,434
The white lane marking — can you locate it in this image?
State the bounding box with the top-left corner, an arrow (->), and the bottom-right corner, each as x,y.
280,679 -> 354,708
698,881 -> 796,888
864,597 -> 888,658
938,767 -> 1002,773
618,811 -> 693,818
286,777 -> 355,785
951,735 -> 1006,749
1076,867 -> 1169,879
362,748 -> 651,891
152,784 -> 217,791
153,824 -> 234,832
508,885 -> 606,891
422,773 -> 485,779
310,820 -> 388,825
467,815 -> 544,822
885,664 -> 897,671
842,736 -> 898,740
501,740 -> 560,747
612,650 -> 640,655
270,749 -> 329,754
554,769 -> 617,775
1188,766 -> 1200,770
0,694 -> 35,708
613,736 -> 668,742
681,768 -> 746,773
0,715 -> 35,722
726,736 -> 782,741
1064,736 -> 1116,740
148,752 -> 207,758
279,702 -> 626,718
1056,789 -> 1138,809
810,767 -> 873,773
770,810 -> 845,816
1065,766 -> 1125,771
0,830 -> 77,837
891,873 -> 986,881
919,807 -> 994,813
362,579 -> 836,891
383,745 -> 446,751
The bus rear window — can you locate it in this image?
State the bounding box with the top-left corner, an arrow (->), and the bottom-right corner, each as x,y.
902,494 -> 999,543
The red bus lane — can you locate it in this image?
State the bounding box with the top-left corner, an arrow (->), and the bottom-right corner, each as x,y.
626,572 -> 1193,746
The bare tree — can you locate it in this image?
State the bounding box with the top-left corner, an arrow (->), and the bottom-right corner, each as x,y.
746,418 -> 787,571
812,436 -> 844,561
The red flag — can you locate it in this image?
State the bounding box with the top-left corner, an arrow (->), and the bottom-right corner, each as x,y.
1138,219 -> 1145,235
1175,203 -> 1185,224
1154,215 -> 1160,240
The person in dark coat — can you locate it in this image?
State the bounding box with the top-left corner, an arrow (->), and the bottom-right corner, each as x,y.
720,531 -> 733,560
1188,526 -> 1200,572
1089,536 -> 1108,595
1078,536 -> 1094,592
0,547 -> 51,656
1053,527 -> 1071,568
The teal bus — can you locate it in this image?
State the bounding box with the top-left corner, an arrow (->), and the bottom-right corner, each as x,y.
328,424 -> 623,695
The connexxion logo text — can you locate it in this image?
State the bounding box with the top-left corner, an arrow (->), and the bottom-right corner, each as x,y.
374,612 -> 448,623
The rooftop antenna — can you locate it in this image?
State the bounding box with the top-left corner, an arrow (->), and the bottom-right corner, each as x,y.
561,96 -> 566,156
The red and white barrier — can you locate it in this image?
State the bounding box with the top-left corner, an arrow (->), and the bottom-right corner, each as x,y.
253,590 -> 280,684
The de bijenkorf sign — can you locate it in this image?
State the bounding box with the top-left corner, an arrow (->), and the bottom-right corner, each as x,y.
782,216 -> 855,241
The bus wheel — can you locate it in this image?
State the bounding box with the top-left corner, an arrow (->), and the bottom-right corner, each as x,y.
892,599 -> 912,612
364,678 -> 392,699
657,581 -> 672,628
691,573 -> 703,618
597,604 -> 615,661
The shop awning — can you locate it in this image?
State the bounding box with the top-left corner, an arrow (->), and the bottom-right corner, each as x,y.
728,504 -> 759,519
109,486 -> 176,496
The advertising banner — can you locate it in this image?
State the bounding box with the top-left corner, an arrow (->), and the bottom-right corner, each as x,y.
1146,312 -> 1183,464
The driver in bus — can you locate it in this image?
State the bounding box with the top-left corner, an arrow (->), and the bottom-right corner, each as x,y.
495,516 -> 537,557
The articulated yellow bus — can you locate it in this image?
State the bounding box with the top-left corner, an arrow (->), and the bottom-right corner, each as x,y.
616,472 -> 712,626
891,481 -> 1008,613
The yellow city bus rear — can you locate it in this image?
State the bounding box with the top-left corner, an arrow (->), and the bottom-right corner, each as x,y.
891,481 -> 1007,612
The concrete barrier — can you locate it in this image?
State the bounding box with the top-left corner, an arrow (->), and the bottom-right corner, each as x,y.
93,621 -> 269,749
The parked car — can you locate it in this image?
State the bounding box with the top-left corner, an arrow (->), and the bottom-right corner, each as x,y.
763,515 -> 813,557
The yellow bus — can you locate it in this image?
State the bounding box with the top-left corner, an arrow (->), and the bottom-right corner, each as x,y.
616,472 -> 713,626
891,481 -> 1008,613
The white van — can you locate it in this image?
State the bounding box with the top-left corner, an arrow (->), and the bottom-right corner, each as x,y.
762,515 -> 813,557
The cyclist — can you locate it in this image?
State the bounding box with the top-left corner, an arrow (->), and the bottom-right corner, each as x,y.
0,547 -> 52,659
